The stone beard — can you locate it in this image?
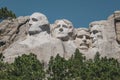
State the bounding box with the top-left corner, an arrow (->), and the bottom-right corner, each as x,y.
75,28 -> 91,51
51,19 -> 74,41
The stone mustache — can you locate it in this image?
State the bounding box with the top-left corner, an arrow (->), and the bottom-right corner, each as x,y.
2,11 -> 120,63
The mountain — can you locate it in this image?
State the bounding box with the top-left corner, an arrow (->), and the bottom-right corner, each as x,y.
0,11 -> 120,64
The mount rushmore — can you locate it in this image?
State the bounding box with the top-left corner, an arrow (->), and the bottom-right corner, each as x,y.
0,11 -> 120,64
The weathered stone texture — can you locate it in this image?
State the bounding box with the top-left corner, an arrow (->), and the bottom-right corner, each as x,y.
0,16 -> 29,52
1,11 -> 120,63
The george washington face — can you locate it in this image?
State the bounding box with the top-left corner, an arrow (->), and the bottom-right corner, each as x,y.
28,12 -> 49,35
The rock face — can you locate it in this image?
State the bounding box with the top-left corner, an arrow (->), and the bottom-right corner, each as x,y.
1,11 -> 120,63
112,11 -> 120,44
0,16 -> 29,52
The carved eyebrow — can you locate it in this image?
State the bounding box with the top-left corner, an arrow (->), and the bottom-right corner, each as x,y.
62,25 -> 68,28
56,25 -> 61,28
90,30 -> 99,34
93,30 -> 99,34
77,35 -> 83,38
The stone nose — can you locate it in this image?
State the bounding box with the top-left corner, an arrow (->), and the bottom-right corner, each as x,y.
82,37 -> 87,43
83,39 -> 86,43
59,28 -> 63,32
90,37 -> 94,40
90,33 -> 94,38
29,23 -> 32,27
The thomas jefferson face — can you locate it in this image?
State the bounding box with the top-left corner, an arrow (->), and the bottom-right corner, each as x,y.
52,20 -> 73,41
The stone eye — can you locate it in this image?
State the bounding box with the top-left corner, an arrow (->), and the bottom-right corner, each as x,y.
56,25 -> 60,28
93,30 -> 98,34
77,35 -> 83,38
90,31 -> 92,34
85,35 -> 90,39
32,18 -> 38,22
62,25 -> 68,28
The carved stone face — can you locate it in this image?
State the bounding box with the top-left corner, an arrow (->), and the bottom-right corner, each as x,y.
28,12 -> 49,35
75,29 -> 91,50
90,25 -> 103,44
52,20 -> 73,41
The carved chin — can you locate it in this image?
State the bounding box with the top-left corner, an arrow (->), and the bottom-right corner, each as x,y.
57,36 -> 69,41
56,34 -> 68,38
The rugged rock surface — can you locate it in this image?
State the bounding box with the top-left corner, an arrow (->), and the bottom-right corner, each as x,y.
0,16 -> 29,52
0,11 -> 120,63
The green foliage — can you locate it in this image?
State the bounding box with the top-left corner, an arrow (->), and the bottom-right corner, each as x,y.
94,52 -> 100,62
47,50 -> 120,80
0,53 -> 4,61
84,55 -> 120,80
67,49 -> 85,79
47,49 -> 85,80
0,51 -> 120,80
0,53 -> 45,80
0,7 -> 16,20
47,54 -> 69,80
0,53 -> 13,80
11,53 -> 45,80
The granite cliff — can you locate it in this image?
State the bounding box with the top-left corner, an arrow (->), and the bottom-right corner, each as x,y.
0,11 -> 120,63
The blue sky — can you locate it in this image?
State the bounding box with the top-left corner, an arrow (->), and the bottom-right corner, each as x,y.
0,0 -> 120,28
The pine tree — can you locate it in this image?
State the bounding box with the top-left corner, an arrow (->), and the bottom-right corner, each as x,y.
47,54 -> 69,80
68,49 -> 85,79
0,53 -> 13,80
11,53 -> 45,80
0,7 -> 16,20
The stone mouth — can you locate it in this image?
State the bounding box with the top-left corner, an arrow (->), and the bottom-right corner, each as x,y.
28,31 -> 41,35
58,32 -> 66,34
79,43 -> 89,49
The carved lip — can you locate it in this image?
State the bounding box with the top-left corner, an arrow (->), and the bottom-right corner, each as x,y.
80,43 -> 89,48
28,31 -> 41,35
58,32 -> 65,34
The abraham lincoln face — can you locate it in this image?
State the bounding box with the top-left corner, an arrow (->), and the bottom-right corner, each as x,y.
90,25 -> 103,46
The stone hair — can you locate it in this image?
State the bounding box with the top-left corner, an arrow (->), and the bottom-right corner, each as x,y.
89,20 -> 108,28
51,19 -> 73,32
